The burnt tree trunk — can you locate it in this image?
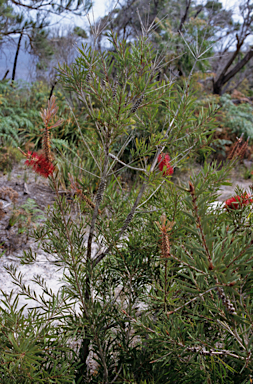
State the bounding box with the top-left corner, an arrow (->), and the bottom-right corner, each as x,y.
212,31 -> 253,95
12,31 -> 23,82
2,70 -> 9,80
48,79 -> 58,100
178,0 -> 192,32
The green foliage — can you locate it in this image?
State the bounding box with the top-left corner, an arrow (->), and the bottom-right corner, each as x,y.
73,26 -> 88,39
0,290 -> 78,383
0,82 -> 34,147
0,81 -> 42,148
153,16 -> 213,77
8,198 -> 45,235
0,146 -> 23,173
139,162 -> 253,383
220,94 -> 253,139
30,28 -> 54,71
0,80 -> 92,156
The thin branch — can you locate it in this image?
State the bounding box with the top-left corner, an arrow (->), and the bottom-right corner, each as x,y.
216,320 -> 246,351
109,153 -> 146,172
55,147 -> 100,178
170,252 -> 208,275
136,179 -> 166,210
63,93 -> 101,171
108,133 -> 134,173
167,287 -> 216,315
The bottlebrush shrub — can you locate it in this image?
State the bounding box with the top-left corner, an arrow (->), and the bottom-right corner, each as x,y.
24,151 -> 55,178
1,32 -> 245,384
224,193 -> 253,210
158,153 -> 174,176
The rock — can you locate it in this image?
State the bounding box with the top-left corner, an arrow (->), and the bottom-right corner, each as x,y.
243,160 -> 253,169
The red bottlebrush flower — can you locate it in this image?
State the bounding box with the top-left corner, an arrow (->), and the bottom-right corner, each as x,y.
158,153 -> 174,176
225,193 -> 253,210
25,151 -> 55,178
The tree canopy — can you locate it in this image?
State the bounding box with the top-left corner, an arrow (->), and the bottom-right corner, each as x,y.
95,0 -> 253,95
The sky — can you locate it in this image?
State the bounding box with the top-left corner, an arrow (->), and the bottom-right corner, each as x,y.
92,0 -> 239,19
56,0 -> 112,29
36,0 -> 241,30
0,0 -> 243,81
0,0 -> 111,80
90,0 -> 239,20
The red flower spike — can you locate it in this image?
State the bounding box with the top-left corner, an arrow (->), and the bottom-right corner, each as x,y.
158,153 -> 174,176
225,193 -> 253,210
25,152 -> 55,178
